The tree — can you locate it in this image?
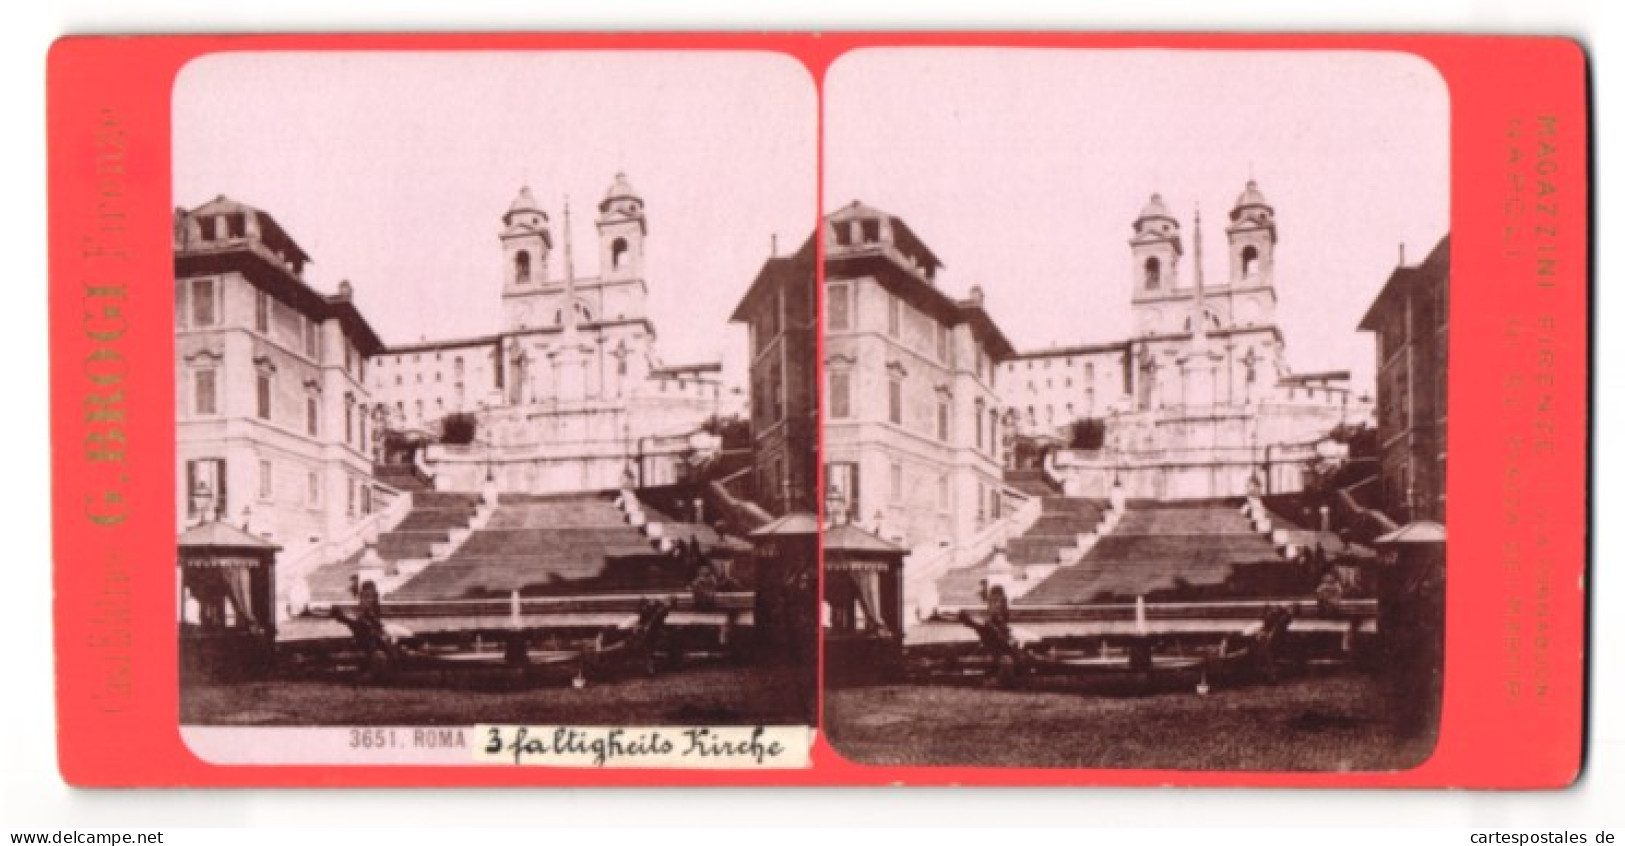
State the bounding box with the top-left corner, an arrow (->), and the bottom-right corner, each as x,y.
1067,417 -> 1107,451
701,414 -> 753,451
440,412 -> 478,446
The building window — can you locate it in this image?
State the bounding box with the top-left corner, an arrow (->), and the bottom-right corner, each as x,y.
515,250 -> 531,284
185,459 -> 226,521
988,409 -> 998,456
766,288 -> 782,340
888,377 -> 902,425
829,370 -> 852,419
256,371 -> 272,420
345,396 -> 356,445
1144,256 -> 1161,290
611,238 -> 630,269
306,471 -> 320,507
258,459 -> 272,500
225,213 -> 247,238
826,461 -> 859,523
193,369 -> 218,416
827,282 -> 851,331
190,278 -> 217,327
415,400 -> 424,421
347,477 -> 357,518
861,219 -> 881,243
303,318 -> 319,359
974,399 -> 985,450
887,295 -> 901,338
306,396 -> 319,437
255,290 -> 269,333
1241,245 -> 1260,278
769,361 -> 785,424
889,461 -> 903,504
936,396 -> 950,441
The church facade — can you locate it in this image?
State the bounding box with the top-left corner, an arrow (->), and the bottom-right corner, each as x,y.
1001,181 -> 1370,500
367,174 -> 727,493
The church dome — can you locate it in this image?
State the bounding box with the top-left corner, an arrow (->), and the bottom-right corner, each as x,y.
504,185 -> 549,229
508,185 -> 540,215
1232,179 -> 1271,211
1136,193 -> 1177,224
602,172 -> 641,205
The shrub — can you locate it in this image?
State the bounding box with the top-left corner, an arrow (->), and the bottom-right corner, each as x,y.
440,412 -> 478,446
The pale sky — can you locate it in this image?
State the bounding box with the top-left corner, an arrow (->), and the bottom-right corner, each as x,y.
174,51 -> 817,388
826,49 -> 1450,394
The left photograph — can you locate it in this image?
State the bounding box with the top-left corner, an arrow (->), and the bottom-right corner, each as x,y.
171,51 -> 818,753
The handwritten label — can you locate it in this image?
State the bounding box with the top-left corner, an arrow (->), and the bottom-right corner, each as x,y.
473,725 -> 812,769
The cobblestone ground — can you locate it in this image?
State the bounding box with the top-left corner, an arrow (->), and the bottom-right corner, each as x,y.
826,671 -> 1437,771
182,664 -> 815,727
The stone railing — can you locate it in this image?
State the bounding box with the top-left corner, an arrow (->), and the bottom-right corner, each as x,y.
280,481 -> 410,618
412,447 -> 438,490
901,488 -> 1044,624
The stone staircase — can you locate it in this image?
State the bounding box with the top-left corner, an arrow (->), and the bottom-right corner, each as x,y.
304,490 -> 484,603
1016,499 -> 1297,606
933,491 -> 1108,608
1003,467 -> 1059,498
373,462 -> 434,494
387,492 -> 730,601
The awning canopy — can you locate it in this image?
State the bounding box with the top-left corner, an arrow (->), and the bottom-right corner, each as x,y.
177,521 -> 281,554
748,511 -> 819,539
823,522 -> 905,556
1373,520 -> 1447,546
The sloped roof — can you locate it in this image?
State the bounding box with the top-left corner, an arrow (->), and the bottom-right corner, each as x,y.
178,521 -> 281,552
824,522 -> 906,556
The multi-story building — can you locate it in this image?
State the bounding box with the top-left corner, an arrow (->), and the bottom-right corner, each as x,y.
1359,235 -> 1450,522
821,201 -> 1015,553
730,234 -> 819,515
1000,343 -> 1136,441
367,334 -> 504,432
173,196 -> 386,607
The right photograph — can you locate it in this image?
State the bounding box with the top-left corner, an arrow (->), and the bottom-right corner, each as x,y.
820,48 -> 1451,770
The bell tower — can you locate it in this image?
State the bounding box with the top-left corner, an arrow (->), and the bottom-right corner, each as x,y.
597,172 -> 646,282
1223,179 -> 1279,329
500,185 -> 552,294
1130,193 -> 1184,337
